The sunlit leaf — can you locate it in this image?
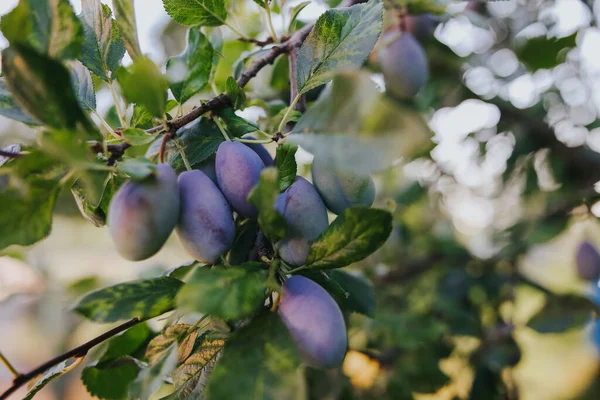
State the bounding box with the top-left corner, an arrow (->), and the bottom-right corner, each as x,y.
248,168 -> 288,242
116,56 -> 169,118
163,0 -> 228,27
113,0 -> 142,59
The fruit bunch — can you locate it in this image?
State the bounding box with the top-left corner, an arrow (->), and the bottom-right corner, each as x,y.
107,137 -> 376,368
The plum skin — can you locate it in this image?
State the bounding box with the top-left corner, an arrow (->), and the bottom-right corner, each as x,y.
108,164 -> 180,261
216,141 -> 265,218
576,241 -> 600,281
242,134 -> 274,167
275,177 -> 329,266
311,158 -> 375,215
176,170 -> 235,263
378,32 -> 429,98
404,13 -> 437,42
278,275 -> 348,369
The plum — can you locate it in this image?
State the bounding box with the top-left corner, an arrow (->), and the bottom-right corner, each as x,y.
311,158 -> 375,215
195,155 -> 217,184
216,141 -> 265,218
275,177 -> 329,266
404,14 -> 438,42
278,275 -> 348,369
378,32 -> 429,98
176,170 -> 235,263
242,134 -> 274,167
108,164 -> 180,261
576,241 -> 600,281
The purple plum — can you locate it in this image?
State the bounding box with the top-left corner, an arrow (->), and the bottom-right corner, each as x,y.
576,241 -> 600,281
242,134 -> 274,167
278,275 -> 348,369
108,164 -> 180,261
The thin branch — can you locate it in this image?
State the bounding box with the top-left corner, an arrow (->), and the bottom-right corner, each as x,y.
0,353 -> 19,378
0,318 -> 141,400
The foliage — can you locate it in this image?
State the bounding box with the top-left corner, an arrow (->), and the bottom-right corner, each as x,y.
1,0 -> 599,399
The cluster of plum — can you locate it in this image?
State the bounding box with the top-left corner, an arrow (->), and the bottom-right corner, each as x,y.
376,13 -> 437,98
107,138 -> 376,368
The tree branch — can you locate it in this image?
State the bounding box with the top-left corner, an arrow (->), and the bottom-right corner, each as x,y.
0,318 -> 141,400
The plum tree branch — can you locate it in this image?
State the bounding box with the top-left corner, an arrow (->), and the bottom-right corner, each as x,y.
0,317 -> 141,400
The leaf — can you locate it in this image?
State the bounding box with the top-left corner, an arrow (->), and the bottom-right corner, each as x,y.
516,33 -> 576,72
165,261 -> 202,281
145,324 -> 198,365
248,168 -> 288,242
167,27 -> 213,104
177,265 -> 267,320
164,336 -> 224,400
215,108 -> 258,138
207,312 -> 301,400
289,1 -> 310,31
122,128 -> 159,146
103,323 -> 153,361
296,0 -> 383,93
131,100 -> 179,129
71,173 -> 124,227
0,77 -> 38,125
275,144 -> 297,192
82,357 -> 142,400
305,206 -> 392,269
116,158 -> 156,180
116,56 -> 169,118
163,0 -> 228,27
225,76 -> 246,110
24,357 -> 83,400
130,344 -> 178,400
1,44 -> 97,135
0,168 -> 61,250
79,0 -> 126,81
227,219 -> 258,266
74,276 -> 184,322
1,0 -> 83,60
113,0 -> 142,59
253,0 -> 266,9
232,49 -> 271,80
70,60 -> 97,112
169,118 -> 224,171
328,269 -> 375,317
527,294 -> 596,334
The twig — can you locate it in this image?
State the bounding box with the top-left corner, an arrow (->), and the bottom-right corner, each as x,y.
0,318 -> 141,400
0,353 -> 19,378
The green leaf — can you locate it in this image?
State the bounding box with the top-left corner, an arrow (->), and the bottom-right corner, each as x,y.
24,357 -> 83,400
163,335 -> 224,400
116,158 -> 156,180
1,44 -> 97,135
289,1 -> 310,31
248,168 -> 288,242
177,265 -> 267,320
71,173 -> 124,227
216,108 -> 258,138
82,357 -> 142,400
275,144 -> 297,192
122,128 -> 159,146
225,76 -> 246,110
102,323 -> 153,361
165,261 -> 202,281
253,0 -> 266,9
70,60 -> 97,112
1,0 -> 83,60
74,276 -> 184,322
0,156 -> 61,250
527,294 -> 595,334
0,77 -> 38,125
232,48 -> 271,80
163,0 -> 228,27
227,219 -> 258,266
79,0 -> 126,81
207,312 -> 301,400
131,100 -> 178,129
113,0 -> 142,59
130,343 -> 178,400
516,33 -> 577,72
116,56 -> 169,118
169,118 -> 224,172
296,0 -> 383,93
305,206 -> 392,269
328,269 -> 375,317
167,27 -> 213,104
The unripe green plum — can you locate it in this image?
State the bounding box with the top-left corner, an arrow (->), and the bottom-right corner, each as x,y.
378,32 -> 429,98
176,170 -> 235,263
311,158 -> 375,215
576,241 -> 600,281
242,134 -> 274,167
108,164 -> 180,261
278,275 -> 348,369
216,141 -> 265,218
275,177 -> 328,266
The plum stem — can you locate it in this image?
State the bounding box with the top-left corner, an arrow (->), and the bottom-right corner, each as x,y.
0,352 -> 19,378
277,94 -> 301,133
173,139 -> 193,171
214,118 -> 232,141
264,0 -> 280,43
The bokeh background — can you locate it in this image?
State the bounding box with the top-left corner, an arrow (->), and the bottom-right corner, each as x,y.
3,0 -> 600,399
